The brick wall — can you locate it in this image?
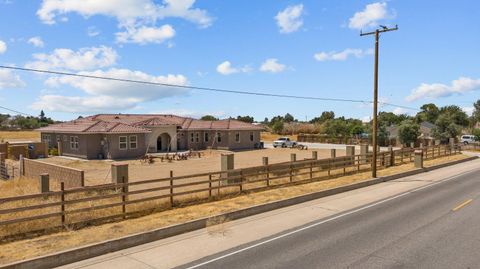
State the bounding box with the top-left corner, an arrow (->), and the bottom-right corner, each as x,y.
23,159 -> 84,189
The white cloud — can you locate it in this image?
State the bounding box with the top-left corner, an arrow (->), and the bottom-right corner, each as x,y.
314,48 -> 373,61
216,61 -> 251,75
32,95 -> 139,113
361,116 -> 371,123
36,68 -> 188,113
87,26 -> 100,37
348,2 -> 393,30
259,58 -> 286,73
28,36 -> 45,48
392,107 -> 409,115
462,107 -> 474,116
25,46 -> 118,71
37,0 -> 212,44
116,24 -> 175,44
0,40 -> 6,54
406,77 -> 480,102
0,69 -> 26,89
275,4 -> 304,33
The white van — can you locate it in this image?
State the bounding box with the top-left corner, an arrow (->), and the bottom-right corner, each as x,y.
460,135 -> 476,144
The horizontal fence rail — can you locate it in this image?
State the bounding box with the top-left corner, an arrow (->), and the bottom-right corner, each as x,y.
0,145 -> 459,239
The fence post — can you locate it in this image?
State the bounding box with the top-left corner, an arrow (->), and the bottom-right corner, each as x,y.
239,170 -> 243,192
289,163 -> 293,182
0,152 -> 6,179
121,176 -> 127,219
208,174 -> 212,198
221,154 -> 234,184
290,153 -> 296,162
19,154 -> 24,176
40,173 -> 50,193
388,146 -> 394,167
312,151 -> 318,160
309,161 -> 313,179
60,182 -> 65,227
414,150 -> 424,169
449,138 -> 455,154
263,157 -> 270,187
170,170 -> 174,206
410,142 -> 415,148
360,144 -> 368,164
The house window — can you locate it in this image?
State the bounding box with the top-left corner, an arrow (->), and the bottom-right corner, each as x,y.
204,132 -> 209,142
70,136 -> 79,150
42,134 -> 51,144
195,133 -> 200,143
217,132 -> 222,143
250,132 -> 254,142
119,136 -> 127,150
129,135 -> 137,149
235,132 -> 240,143
190,133 -> 195,143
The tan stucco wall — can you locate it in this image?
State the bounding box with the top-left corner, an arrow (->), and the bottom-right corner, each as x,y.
145,126 -> 178,152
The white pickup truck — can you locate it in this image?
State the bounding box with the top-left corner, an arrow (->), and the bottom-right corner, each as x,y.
273,137 -> 297,148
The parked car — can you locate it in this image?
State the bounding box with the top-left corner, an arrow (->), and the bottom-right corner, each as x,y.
273,137 -> 297,148
460,135 -> 476,144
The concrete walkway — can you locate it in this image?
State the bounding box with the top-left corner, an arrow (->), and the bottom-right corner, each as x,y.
58,158 -> 480,269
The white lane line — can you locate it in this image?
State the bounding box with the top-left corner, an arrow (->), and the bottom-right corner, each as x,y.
184,168 -> 479,269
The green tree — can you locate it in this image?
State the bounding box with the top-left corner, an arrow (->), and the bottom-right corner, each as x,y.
432,113 -> 462,142
283,113 -> 295,123
473,129 -> 480,141
415,103 -> 440,123
271,121 -> 284,134
398,120 -> 420,145
472,99 -> 480,124
310,111 -> 335,124
321,119 -> 349,137
236,115 -> 254,123
200,115 -> 219,121
439,105 -> 469,127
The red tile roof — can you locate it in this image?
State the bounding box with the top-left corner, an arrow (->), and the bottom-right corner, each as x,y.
37,118 -> 151,134
37,114 -> 264,133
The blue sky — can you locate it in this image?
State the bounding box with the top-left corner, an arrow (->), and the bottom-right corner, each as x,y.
0,0 -> 479,121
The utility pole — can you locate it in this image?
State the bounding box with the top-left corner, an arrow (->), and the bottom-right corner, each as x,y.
360,25 -> 398,178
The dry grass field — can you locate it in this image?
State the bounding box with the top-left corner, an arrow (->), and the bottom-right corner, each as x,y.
0,153 -> 469,265
261,132 -> 297,142
0,131 -> 40,142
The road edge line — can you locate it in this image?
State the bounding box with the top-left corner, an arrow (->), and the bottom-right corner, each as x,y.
2,156 -> 478,269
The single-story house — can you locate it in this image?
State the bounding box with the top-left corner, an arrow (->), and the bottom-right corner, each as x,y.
37,114 -> 264,159
386,121 -> 436,146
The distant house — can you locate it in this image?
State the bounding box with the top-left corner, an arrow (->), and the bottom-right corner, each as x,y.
37,114 -> 264,159
386,121 -> 436,146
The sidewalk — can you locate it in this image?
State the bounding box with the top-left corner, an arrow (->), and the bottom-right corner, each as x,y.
58,158 -> 480,269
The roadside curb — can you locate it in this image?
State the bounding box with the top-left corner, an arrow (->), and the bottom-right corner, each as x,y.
2,156 -> 478,269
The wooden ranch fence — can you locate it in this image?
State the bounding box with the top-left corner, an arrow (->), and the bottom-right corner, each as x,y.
0,145 -> 459,239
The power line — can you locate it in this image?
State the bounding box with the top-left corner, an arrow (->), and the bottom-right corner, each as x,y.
0,105 -> 36,117
0,65 -> 419,111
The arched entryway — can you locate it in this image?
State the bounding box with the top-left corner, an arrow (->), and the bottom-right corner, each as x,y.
157,133 -> 171,152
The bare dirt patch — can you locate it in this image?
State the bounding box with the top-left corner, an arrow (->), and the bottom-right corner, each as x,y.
37,148 -> 345,186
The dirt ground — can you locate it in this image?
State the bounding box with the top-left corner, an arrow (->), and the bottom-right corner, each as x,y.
37,148 -> 346,186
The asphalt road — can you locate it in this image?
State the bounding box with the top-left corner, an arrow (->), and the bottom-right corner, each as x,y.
181,168 -> 480,269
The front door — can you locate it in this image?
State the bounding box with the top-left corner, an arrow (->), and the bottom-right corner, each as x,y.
157,137 -> 162,152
